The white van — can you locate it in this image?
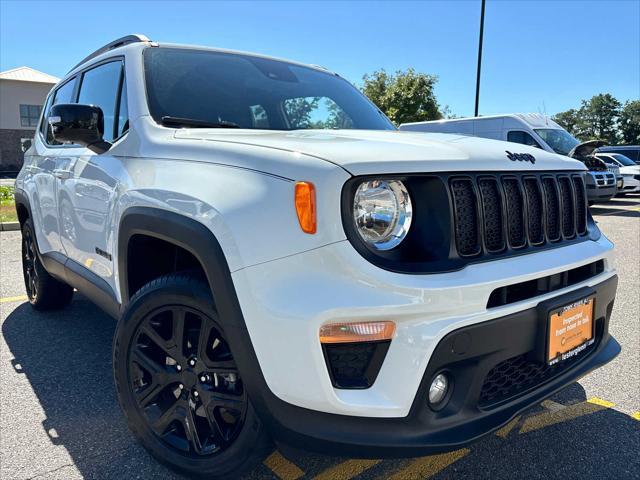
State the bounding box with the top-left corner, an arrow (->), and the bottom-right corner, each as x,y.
400,114 -> 618,203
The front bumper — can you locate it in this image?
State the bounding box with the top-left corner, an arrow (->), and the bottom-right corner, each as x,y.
586,183 -> 616,200
278,276 -> 617,457
233,234 -> 615,417
621,175 -> 640,193
235,273 -> 618,457
229,234 -> 618,456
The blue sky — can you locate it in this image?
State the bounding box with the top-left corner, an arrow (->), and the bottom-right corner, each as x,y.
1,0 -> 638,117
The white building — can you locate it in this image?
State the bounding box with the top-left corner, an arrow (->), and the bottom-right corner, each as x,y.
0,67 -> 59,172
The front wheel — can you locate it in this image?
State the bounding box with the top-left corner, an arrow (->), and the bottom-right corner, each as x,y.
113,273 -> 271,479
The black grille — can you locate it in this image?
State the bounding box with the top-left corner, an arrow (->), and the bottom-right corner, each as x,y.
479,340 -> 594,408
523,178 -> 544,245
557,176 -> 575,239
322,341 -> 390,389
487,260 -> 604,308
478,178 -> 505,252
502,178 -> 526,248
450,178 -> 481,256
572,176 -> 587,234
541,177 -> 561,241
449,174 -> 588,258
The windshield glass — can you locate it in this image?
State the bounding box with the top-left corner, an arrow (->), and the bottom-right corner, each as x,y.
534,128 -> 580,156
609,153 -> 636,167
144,47 -> 395,131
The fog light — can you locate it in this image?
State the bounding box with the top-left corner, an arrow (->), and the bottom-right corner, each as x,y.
428,373 -> 449,405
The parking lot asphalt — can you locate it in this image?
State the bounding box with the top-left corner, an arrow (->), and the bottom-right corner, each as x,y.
1,196 -> 638,480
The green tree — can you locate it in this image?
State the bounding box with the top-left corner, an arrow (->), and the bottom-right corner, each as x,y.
361,68 -> 441,125
618,100 -> 640,144
440,105 -> 459,119
284,97 -> 320,128
577,93 -> 622,144
325,99 -> 354,129
552,108 -> 582,138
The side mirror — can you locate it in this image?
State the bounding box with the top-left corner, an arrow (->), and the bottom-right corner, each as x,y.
48,104 -> 111,154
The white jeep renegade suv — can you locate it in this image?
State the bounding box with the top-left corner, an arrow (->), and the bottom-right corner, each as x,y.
15,35 -> 620,478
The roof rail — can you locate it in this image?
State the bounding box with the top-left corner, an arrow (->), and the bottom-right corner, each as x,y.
67,34 -> 151,73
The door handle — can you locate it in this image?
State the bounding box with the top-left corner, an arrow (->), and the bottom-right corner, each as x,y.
53,169 -> 72,180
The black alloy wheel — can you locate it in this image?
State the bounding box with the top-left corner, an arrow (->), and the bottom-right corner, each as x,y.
22,226 -> 39,303
128,305 -> 247,456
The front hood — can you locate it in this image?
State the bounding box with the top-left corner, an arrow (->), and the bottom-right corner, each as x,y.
568,140 -> 608,160
173,129 -> 585,175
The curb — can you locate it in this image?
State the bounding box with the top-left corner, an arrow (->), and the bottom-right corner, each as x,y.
0,221 -> 20,232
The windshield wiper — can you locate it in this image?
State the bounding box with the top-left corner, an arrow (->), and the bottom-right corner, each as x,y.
161,116 -> 240,129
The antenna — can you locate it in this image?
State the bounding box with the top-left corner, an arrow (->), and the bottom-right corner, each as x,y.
474,0 -> 486,117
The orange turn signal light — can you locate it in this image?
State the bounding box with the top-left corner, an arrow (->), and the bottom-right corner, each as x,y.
319,321 -> 396,344
295,181 -> 316,234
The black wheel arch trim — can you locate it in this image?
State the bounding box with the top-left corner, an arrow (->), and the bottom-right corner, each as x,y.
117,206 -> 290,440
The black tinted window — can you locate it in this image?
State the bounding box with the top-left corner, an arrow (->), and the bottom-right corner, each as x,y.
78,61 -> 123,142
144,47 -> 394,131
507,130 -> 541,148
44,78 -> 77,144
623,150 -> 639,162
53,78 -> 77,105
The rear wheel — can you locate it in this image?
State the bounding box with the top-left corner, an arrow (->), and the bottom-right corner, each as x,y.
113,273 -> 271,479
21,219 -> 74,310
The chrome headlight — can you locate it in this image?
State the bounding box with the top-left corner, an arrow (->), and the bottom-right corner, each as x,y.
353,179 -> 412,250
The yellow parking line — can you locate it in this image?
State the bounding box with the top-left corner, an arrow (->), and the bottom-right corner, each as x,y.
631,412 -> 640,421
384,449 -> 469,480
587,397 -> 615,408
495,415 -> 521,438
263,451 -> 304,480
0,295 -> 28,304
314,459 -> 380,480
519,400 -> 611,434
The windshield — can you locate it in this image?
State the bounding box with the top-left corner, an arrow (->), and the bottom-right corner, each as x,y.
609,153 -> 636,167
534,128 -> 580,156
144,47 -> 395,131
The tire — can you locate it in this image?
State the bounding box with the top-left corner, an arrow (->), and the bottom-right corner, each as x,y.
21,219 -> 74,310
113,273 -> 271,479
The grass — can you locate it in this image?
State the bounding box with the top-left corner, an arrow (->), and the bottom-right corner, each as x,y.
0,185 -> 17,223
